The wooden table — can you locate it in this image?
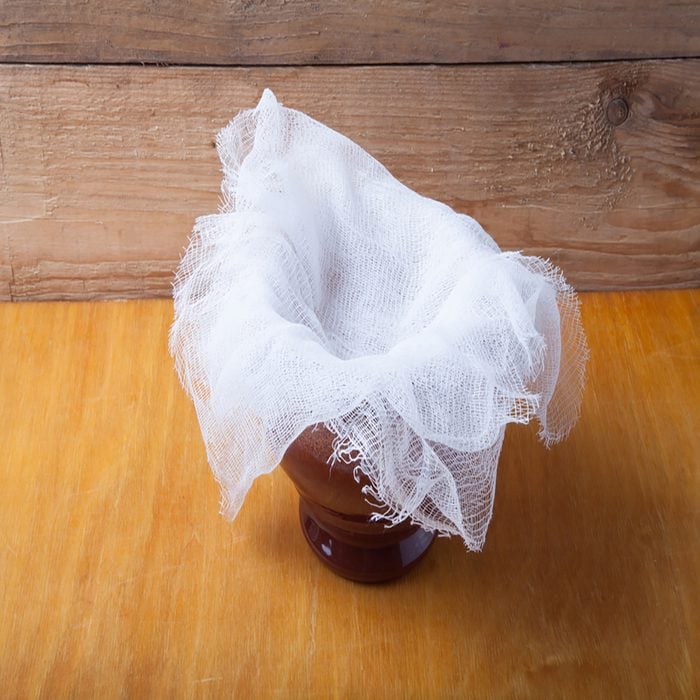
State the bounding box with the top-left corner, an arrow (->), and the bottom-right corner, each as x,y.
1,290 -> 698,697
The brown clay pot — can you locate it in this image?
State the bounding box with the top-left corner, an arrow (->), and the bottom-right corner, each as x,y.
281,425 -> 436,583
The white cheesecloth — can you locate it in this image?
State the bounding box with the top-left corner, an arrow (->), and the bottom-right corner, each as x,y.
170,89 -> 588,550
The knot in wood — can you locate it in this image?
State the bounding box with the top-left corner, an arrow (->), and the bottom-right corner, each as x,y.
606,97 -> 629,126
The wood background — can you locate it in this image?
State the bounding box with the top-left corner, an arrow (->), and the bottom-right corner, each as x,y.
1,61 -> 698,300
0,2 -> 699,300
1,290 -> 698,695
2,1 -> 699,64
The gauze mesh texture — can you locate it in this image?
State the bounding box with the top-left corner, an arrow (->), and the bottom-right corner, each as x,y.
170,89 -> 588,550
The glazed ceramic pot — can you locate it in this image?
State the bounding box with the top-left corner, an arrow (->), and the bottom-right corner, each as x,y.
281,425 -> 436,583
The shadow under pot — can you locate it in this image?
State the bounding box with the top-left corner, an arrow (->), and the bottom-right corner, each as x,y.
281,425 -> 436,583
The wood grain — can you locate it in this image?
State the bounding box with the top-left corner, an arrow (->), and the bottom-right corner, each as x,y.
1,61 -> 698,300
0,290 -> 697,696
1,0 -> 699,65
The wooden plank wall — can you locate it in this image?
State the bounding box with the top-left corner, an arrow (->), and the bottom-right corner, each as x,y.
0,2 -> 699,300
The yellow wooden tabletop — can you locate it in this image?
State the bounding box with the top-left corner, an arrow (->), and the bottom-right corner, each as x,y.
0,290 -> 698,697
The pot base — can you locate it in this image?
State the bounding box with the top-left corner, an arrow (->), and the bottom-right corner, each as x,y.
282,425 -> 437,583
298,498 -> 436,583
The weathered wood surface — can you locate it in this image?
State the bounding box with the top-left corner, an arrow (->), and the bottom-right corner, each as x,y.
1,61 -> 698,300
0,290 -> 698,696
1,0 -> 699,65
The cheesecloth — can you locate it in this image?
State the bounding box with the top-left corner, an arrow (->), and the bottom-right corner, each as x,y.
170,89 -> 588,550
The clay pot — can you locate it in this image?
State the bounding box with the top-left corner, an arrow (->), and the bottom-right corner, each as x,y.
281,425 -> 436,583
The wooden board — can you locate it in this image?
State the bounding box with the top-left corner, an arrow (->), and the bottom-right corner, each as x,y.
0,290 -> 698,695
1,0 -> 699,65
1,61 -> 698,300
